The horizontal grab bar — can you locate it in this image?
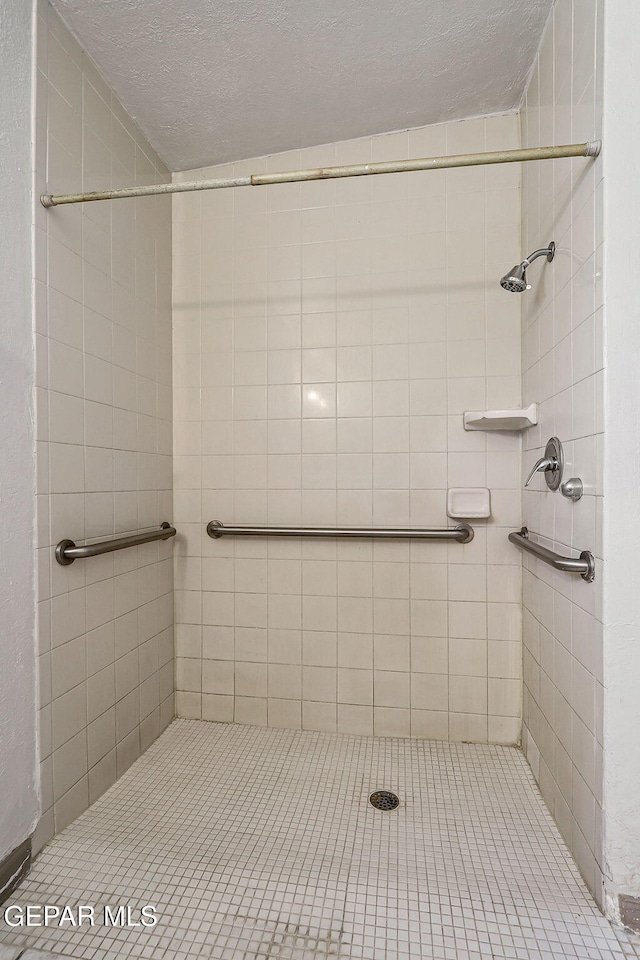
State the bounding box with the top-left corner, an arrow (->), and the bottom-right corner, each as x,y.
207,520 -> 474,542
55,522 -> 176,565
508,526 -> 595,582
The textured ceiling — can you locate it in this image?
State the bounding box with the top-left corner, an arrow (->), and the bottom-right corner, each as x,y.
51,0 -> 553,172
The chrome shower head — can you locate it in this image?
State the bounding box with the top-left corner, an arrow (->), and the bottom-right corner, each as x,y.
500,263 -> 529,293
500,241 -> 555,293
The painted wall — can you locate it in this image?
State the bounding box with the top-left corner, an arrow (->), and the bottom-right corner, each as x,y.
601,0 -> 640,919
520,0 -> 604,903
33,1 -> 173,850
0,0 -> 40,863
172,114 -> 523,743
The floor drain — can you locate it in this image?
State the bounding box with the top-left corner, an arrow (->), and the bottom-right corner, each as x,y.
369,790 -> 400,810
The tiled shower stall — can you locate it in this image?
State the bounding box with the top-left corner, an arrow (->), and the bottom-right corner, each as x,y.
5,0 -> 636,954
172,113 -> 523,745
34,4 -> 174,846
520,0 -> 605,898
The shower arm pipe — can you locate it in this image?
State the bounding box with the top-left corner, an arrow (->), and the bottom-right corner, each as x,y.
55,522 -> 176,565
522,247 -> 554,266
40,141 -> 601,207
207,520 -> 474,542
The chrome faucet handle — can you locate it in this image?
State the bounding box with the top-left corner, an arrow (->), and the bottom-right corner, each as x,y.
524,456 -> 557,487
524,437 -> 564,491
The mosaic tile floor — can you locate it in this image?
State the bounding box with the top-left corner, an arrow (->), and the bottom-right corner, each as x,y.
2,719 -> 640,959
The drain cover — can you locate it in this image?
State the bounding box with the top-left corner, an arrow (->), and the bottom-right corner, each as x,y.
369,790 -> 400,810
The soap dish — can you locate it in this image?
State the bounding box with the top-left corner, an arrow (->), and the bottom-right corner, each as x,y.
447,488 -> 491,519
463,403 -> 537,432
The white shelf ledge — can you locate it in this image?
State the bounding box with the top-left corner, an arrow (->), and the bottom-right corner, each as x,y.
463,403 -> 537,432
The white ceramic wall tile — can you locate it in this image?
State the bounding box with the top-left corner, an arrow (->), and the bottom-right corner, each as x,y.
520,0 -> 604,905
173,114 -> 522,744
34,2 -> 174,851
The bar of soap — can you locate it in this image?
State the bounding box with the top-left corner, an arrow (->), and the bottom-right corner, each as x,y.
447,488 -> 491,519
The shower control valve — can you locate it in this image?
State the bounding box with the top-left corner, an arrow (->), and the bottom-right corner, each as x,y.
524,437 -> 564,491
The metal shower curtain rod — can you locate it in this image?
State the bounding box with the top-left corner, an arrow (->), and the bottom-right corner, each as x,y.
40,140 -> 601,207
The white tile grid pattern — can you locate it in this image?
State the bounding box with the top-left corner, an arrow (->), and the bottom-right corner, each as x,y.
520,0 -> 604,902
0,949 -> 61,960
172,114 -> 525,744
0,951 -> 65,960
34,2 -> 174,850
2,721 -> 640,960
